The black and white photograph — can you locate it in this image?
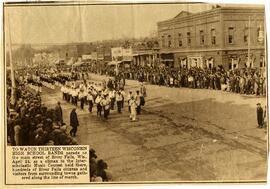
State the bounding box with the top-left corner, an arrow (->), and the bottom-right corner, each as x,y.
3,0 -> 268,184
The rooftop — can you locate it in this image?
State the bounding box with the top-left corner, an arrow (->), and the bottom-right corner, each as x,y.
158,6 -> 265,25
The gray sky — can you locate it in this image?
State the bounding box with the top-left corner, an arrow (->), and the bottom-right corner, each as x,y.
4,3 -> 263,44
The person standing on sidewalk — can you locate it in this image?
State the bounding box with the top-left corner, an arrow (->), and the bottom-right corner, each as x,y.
55,101 -> 63,126
256,103 -> 264,128
70,108 -> 79,137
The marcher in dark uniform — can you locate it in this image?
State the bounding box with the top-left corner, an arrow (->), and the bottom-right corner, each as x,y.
95,93 -> 102,117
116,91 -> 123,113
87,91 -> 94,113
256,103 -> 264,128
70,108 -> 79,137
135,90 -> 141,115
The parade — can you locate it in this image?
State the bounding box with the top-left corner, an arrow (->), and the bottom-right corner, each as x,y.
4,2 -> 268,183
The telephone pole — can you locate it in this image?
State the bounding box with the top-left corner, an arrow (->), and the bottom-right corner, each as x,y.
7,13 -> 16,106
247,16 -> 251,67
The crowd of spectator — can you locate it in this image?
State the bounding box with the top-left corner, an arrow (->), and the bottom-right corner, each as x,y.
6,77 -> 77,146
7,72 -> 113,182
114,65 -> 267,96
90,149 -> 112,182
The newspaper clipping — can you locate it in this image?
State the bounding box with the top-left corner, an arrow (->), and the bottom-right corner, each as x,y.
1,0 -> 269,187
6,146 -> 89,184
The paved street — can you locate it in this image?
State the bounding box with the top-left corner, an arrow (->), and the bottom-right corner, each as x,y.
41,73 -> 268,182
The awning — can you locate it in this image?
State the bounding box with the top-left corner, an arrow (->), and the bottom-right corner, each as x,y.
73,61 -> 83,66
161,59 -> 174,62
107,61 -> 122,66
66,58 -> 74,65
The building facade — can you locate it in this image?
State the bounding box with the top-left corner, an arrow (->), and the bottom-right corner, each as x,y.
132,48 -> 160,67
157,7 -> 265,70
111,47 -> 133,62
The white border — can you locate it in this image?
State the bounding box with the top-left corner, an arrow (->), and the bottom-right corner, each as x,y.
0,0 -> 269,188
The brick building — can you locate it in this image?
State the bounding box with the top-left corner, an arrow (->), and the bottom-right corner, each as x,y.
157,6 -> 265,70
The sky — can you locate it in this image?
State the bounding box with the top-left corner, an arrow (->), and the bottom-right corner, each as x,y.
4,2 -> 264,44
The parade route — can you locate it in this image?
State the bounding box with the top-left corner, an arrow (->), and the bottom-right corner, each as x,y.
41,74 -> 268,182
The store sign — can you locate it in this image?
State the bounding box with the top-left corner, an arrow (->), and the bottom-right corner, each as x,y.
97,53 -> 104,60
91,52 -> 98,60
122,48 -> 132,57
122,48 -> 132,61
82,54 -> 92,60
111,47 -> 123,59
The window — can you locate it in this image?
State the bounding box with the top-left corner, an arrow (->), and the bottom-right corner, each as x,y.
168,35 -> 172,48
257,27 -> 260,39
178,33 -> 182,47
200,30 -> 205,45
187,32 -> 191,45
161,36 -> 165,47
228,27 -> 234,44
244,28 -> 248,43
257,26 -> 264,42
211,29 -> 216,45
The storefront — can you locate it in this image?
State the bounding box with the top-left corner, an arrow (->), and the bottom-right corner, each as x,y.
205,57 -> 214,69
180,57 -> 187,68
229,57 -> 240,70
160,53 -> 174,68
187,56 -> 203,69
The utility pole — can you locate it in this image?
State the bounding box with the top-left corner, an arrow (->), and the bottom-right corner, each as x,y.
7,13 -> 16,106
247,16 -> 251,68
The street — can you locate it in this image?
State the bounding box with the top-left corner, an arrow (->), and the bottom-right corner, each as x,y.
41,74 -> 267,182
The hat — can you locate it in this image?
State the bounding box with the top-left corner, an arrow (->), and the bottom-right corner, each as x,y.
36,128 -> 43,135
52,125 -> 60,130
45,140 -> 55,146
89,149 -> 97,159
257,103 -> 261,105
60,125 -> 67,132
36,123 -> 43,128
106,171 -> 113,181
35,114 -> 42,119
45,118 -> 53,124
92,176 -> 103,182
70,138 -> 78,145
